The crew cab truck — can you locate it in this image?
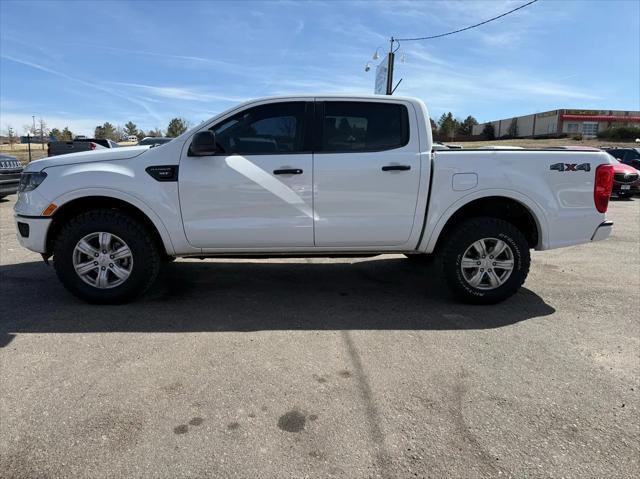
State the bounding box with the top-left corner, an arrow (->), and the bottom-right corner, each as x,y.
14,95 -> 615,304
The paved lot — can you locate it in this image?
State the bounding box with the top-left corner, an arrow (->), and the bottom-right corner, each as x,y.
1,196 -> 638,478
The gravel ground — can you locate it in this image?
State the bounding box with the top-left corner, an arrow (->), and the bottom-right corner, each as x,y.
1,195 -> 638,478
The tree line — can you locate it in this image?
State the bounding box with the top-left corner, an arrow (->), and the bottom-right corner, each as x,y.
433,113 -> 479,141
92,117 -> 190,141
433,113 -> 522,141
3,117 -> 191,144
94,118 -> 190,141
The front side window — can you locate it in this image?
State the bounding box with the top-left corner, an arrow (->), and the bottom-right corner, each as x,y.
321,102 -> 408,152
211,102 -> 306,154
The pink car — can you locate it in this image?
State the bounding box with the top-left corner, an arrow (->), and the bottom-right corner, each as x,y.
551,146 -> 640,198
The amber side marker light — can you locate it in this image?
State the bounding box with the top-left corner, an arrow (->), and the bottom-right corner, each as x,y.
41,203 -> 57,216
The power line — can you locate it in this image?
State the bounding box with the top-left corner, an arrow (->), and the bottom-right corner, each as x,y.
394,0 -> 538,42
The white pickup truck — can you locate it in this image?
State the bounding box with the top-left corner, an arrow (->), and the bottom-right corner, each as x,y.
14,95 -> 615,304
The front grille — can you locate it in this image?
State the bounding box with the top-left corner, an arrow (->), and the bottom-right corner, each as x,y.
0,160 -> 21,169
614,172 -> 639,183
0,172 -> 22,181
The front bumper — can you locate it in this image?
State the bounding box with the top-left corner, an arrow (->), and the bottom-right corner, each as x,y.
612,182 -> 640,196
591,220 -> 613,242
15,214 -> 52,253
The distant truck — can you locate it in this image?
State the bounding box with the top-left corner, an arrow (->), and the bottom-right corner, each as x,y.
48,138 -> 119,157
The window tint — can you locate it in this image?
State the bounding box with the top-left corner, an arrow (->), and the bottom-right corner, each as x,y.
211,102 -> 306,154
607,149 -> 625,160
625,149 -> 640,160
321,102 -> 408,152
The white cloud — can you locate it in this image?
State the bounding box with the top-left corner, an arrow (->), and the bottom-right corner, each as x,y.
0,55 -> 162,122
108,82 -> 247,103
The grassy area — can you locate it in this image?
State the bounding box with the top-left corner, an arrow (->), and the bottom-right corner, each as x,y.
0,143 -> 47,164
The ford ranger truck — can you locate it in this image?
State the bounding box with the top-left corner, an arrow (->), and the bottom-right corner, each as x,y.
13,95 -> 615,304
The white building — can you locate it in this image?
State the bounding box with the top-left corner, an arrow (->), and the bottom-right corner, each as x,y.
472,109 -> 640,139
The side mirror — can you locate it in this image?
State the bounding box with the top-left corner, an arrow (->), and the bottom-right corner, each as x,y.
189,131 -> 217,156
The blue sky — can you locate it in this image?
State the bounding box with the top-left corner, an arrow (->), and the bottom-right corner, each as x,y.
1,0 -> 638,136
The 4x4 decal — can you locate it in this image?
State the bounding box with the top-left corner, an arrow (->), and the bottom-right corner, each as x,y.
550,162 -> 591,172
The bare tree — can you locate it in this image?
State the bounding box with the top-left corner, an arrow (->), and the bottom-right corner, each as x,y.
38,118 -> 49,149
5,125 -> 18,149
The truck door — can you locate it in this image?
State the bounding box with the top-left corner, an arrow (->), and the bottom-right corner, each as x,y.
179,100 -> 314,249
313,100 -> 421,247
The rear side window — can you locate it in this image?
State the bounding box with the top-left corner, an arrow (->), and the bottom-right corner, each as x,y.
211,102 -> 307,154
320,102 -> 409,152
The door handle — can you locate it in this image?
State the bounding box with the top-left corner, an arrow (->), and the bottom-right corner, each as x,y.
381,165 -> 411,171
273,168 -> 303,175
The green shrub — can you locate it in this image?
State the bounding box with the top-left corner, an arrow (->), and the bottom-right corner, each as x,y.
597,126 -> 640,140
571,133 -> 583,141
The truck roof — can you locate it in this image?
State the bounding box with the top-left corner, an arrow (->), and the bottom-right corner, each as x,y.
241,93 -> 420,103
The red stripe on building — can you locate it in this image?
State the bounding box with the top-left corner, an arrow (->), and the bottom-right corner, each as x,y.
560,114 -> 640,122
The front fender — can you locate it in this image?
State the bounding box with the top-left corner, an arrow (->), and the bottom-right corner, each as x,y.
50,188 -> 177,255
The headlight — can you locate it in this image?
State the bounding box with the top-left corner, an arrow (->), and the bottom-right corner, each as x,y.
18,172 -> 47,192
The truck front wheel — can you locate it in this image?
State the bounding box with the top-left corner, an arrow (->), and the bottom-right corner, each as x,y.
440,217 -> 530,304
53,209 -> 161,304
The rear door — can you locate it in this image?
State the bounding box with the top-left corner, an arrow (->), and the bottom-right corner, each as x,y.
313,99 -> 421,247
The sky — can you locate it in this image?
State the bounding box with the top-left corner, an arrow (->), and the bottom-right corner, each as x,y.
1,0 -> 639,136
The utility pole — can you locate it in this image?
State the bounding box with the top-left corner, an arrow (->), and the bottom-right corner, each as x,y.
385,37 -> 395,95
32,115 -> 36,135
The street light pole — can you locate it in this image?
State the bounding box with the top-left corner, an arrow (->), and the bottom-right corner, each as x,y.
26,132 -> 32,162
386,37 -> 395,95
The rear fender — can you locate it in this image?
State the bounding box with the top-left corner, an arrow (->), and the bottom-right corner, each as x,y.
420,188 -> 549,253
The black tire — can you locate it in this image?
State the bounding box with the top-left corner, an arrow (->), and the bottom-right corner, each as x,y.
53,209 -> 161,304
440,217 -> 530,304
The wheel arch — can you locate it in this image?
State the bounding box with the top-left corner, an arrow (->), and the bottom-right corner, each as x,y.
46,192 -> 175,256
424,192 -> 547,254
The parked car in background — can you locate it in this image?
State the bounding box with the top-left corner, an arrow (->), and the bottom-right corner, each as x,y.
603,147 -> 640,170
609,155 -> 640,198
0,154 -> 24,199
127,135 -> 138,142
14,94 -> 616,305
137,137 -> 173,147
550,146 -> 639,198
48,138 -> 119,157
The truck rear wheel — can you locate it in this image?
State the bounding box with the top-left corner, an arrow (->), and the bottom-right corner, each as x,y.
53,209 -> 161,304
440,217 -> 530,304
